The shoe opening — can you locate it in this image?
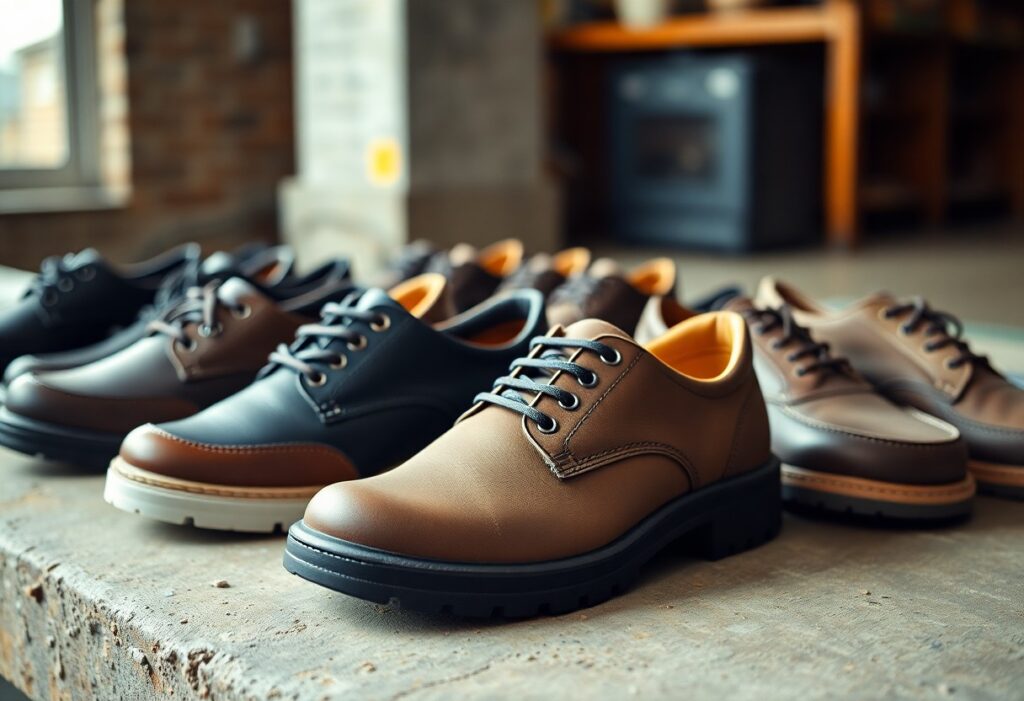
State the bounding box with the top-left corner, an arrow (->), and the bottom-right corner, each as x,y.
551,247 -> 592,278
643,311 -> 745,382
628,258 -> 676,297
388,273 -> 447,319
477,239 -> 525,278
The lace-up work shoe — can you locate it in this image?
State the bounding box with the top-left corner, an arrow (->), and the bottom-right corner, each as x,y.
104,282 -> 546,532
757,279 -> 1024,499
0,261 -> 352,468
725,297 -> 973,521
2,244 -> 296,384
0,246 -> 198,377
547,257 -> 677,333
284,312 -> 780,616
425,239 -> 525,315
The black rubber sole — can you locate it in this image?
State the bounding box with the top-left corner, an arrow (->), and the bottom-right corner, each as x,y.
0,407 -> 123,469
283,457 -> 781,617
975,481 -> 1024,499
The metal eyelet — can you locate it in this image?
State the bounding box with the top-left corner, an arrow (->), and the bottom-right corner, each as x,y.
370,314 -> 391,332
577,370 -> 599,388
795,367 -> 808,377
308,372 -> 327,387
75,266 -> 95,282
176,338 -> 197,352
41,289 -> 59,306
347,335 -> 368,351
900,325 -> 913,336
537,416 -> 559,434
945,359 -> 959,370
57,278 -> 74,292
231,303 -> 252,319
558,393 -> 580,410
197,323 -> 221,338
600,348 -> 622,365
329,354 -> 348,370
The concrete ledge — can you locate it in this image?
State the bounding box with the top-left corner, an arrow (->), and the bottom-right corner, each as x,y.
1,448 -> 1023,700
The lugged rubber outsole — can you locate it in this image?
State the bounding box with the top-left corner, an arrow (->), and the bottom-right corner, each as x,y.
0,407 -> 122,469
283,457 -> 782,618
780,463 -> 976,521
104,461 -> 318,533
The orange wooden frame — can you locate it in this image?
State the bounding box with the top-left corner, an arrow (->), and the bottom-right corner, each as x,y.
549,0 -> 862,247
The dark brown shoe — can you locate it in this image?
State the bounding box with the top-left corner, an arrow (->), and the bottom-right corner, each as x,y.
284,311 -> 780,616
546,257 -> 677,333
496,247 -> 591,296
0,261 -> 353,468
757,278 -> 1024,499
425,239 -> 525,315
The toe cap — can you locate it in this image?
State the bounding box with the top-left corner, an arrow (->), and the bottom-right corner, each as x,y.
120,423 -> 359,487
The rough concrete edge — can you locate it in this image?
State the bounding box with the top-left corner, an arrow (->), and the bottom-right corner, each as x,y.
0,527 -> 313,701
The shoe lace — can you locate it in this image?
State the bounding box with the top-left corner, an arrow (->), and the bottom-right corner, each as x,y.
266,295 -> 390,385
742,304 -> 849,378
882,296 -> 985,370
28,253 -> 97,307
147,281 -> 248,348
474,336 -> 620,433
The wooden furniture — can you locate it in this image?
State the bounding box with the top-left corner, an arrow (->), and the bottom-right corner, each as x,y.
549,0 -> 1023,248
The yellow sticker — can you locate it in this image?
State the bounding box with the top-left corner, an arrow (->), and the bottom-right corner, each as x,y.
366,138 -> 402,187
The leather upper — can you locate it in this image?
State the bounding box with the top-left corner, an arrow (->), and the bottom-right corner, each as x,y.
756,278 -> 1024,466
302,312 -> 772,563
0,245 -> 198,372
4,271 -> 352,435
118,287 -> 549,488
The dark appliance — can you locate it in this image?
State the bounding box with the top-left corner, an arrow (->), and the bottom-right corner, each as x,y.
609,52 -> 823,251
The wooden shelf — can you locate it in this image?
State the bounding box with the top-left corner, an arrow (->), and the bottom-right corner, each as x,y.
549,6 -> 841,52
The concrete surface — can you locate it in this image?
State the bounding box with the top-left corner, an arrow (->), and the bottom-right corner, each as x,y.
2,451 -> 1024,701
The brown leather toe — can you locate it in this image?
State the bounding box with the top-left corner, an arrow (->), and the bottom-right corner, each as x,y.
5,374 -> 198,433
119,424 -> 359,488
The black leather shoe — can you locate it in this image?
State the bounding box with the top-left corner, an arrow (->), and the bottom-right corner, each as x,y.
104,284 -> 547,532
0,246 -> 199,377
2,244 -> 297,384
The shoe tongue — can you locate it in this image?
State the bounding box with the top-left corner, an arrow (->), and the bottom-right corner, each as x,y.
215,277 -> 268,306
562,317 -> 633,342
64,248 -> 104,269
199,251 -> 238,279
353,287 -> 407,314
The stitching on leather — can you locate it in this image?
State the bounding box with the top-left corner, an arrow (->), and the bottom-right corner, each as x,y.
119,468 -> 320,499
150,427 -> 348,457
778,406 -> 960,449
562,349 -> 641,453
555,441 -> 698,482
783,469 -> 974,499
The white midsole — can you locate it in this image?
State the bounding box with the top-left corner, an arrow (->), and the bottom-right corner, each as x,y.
103,466 -> 314,533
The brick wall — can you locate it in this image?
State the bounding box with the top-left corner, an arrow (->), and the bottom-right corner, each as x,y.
0,0 -> 294,270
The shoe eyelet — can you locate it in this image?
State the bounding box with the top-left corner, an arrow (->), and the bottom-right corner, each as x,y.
231,303 -> 252,319
75,266 -> 95,282
308,372 -> 327,387
600,348 -> 622,365
537,416 -> 559,434
347,335 -> 368,351
577,370 -> 599,388
176,338 -> 197,352
57,278 -> 74,292
558,393 -> 580,410
900,325 -> 913,336
197,323 -> 221,338
945,359 -> 959,370
795,367 -> 808,377
329,354 -> 347,370
41,289 -> 59,306
370,314 -> 391,332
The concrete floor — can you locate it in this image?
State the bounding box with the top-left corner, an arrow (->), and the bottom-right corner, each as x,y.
1,227 -> 1023,700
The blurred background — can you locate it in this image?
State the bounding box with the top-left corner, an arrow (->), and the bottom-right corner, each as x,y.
0,0 -> 1020,322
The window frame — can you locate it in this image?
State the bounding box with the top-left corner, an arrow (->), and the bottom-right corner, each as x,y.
0,0 -> 100,192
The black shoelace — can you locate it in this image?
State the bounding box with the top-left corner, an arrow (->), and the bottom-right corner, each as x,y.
266,297 -> 391,386
28,253 -> 97,307
148,281 -> 250,349
882,297 -> 985,370
474,336 -> 621,434
742,305 -> 849,377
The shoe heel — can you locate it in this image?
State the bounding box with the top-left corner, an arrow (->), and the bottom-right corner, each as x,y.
688,457 -> 782,561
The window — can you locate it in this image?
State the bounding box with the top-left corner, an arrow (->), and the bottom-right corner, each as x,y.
0,0 -> 101,200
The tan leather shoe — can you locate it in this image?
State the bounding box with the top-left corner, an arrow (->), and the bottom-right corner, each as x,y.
284,311 -> 780,616
757,278 -> 1024,498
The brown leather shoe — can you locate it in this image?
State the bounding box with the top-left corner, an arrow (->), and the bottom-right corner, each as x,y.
546,257 -> 677,333
757,278 -> 1024,498
0,262 -> 353,468
284,311 -> 780,616
426,238 -> 525,315
726,297 -> 973,520
496,247 -> 591,296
